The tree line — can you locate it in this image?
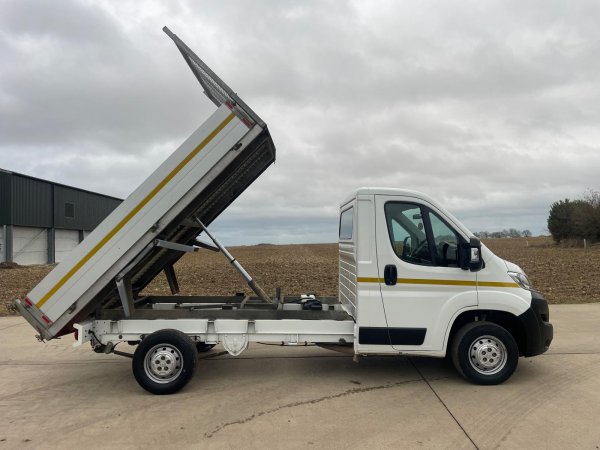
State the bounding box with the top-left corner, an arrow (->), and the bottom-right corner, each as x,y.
474,229 -> 532,239
548,190 -> 600,244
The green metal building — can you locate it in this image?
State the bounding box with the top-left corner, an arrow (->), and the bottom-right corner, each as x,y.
0,169 -> 121,265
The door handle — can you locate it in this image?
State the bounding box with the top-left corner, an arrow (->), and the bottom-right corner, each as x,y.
384,264 -> 397,286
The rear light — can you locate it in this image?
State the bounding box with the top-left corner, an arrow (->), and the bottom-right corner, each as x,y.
22,297 -> 52,325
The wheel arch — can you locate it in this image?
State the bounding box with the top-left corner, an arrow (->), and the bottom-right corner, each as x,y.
445,309 -> 527,357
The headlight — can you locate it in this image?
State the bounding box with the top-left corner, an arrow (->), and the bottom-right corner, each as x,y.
508,271 -> 534,291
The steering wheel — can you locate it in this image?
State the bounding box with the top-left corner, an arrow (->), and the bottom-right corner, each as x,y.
411,239 -> 430,261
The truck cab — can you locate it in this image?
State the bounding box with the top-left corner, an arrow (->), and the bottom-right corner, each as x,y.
339,187 -> 553,384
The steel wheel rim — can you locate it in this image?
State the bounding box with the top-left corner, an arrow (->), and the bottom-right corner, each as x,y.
468,335 -> 507,375
144,344 -> 184,384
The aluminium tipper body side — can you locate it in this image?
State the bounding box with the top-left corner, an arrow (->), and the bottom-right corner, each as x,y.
16,28 -> 276,340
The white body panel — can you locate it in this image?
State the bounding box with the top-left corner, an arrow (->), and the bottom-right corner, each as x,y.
54,229 -> 80,263
28,106 -> 248,322
338,199 -> 358,317
75,319 -> 355,348
12,226 -> 47,265
477,245 -> 531,316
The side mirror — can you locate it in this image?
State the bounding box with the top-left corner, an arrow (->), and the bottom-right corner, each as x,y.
460,237 -> 484,272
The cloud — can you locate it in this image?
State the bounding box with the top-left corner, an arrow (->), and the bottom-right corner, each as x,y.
1,0 -> 599,244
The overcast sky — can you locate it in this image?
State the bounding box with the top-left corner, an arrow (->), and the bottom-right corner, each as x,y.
1,0 -> 599,244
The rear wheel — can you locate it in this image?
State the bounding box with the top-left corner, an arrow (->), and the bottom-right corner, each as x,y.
132,329 -> 198,395
451,321 -> 518,385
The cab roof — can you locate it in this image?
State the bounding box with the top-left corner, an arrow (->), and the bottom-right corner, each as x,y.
340,187 -> 437,208
339,187 -> 474,238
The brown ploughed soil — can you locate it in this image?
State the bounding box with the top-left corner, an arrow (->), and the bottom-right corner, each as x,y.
482,236 -> 600,305
1,237 -> 598,316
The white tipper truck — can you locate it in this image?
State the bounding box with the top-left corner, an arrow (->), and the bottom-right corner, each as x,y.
15,28 -> 553,395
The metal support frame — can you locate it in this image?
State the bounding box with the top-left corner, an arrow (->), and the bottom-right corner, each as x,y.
97,307 -> 351,321
113,232 -> 237,315
75,316 -> 355,349
47,228 -> 55,264
193,217 -> 273,304
180,218 -> 202,228
5,225 -> 12,263
114,241 -> 157,317
154,239 -> 199,253
114,234 -> 211,314
195,238 -> 219,252
164,264 -> 180,294
115,275 -> 135,318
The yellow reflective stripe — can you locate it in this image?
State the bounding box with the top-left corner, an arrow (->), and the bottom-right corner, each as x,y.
398,278 -> 477,287
37,112 -> 237,308
356,277 -> 519,288
477,281 -> 520,288
356,277 -> 381,283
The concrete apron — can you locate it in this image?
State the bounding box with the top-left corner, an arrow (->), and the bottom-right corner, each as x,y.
0,303 -> 599,449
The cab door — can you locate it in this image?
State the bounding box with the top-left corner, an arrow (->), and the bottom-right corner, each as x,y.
374,195 -> 478,352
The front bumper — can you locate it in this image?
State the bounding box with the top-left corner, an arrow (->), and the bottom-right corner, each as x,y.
517,291 -> 553,357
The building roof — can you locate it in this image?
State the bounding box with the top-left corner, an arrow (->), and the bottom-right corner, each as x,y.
0,168 -> 122,230
0,168 -> 122,201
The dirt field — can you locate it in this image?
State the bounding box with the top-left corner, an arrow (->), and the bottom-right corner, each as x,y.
1,236 -> 598,316
481,236 -> 600,304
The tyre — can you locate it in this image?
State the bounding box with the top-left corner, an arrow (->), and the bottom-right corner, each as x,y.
132,329 -> 198,395
451,321 -> 519,385
196,342 -> 216,353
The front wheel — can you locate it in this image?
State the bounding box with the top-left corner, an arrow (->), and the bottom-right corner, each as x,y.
451,321 -> 519,385
132,329 -> 198,395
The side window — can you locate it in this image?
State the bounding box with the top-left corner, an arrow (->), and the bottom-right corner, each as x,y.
339,207 -> 353,240
384,203 -> 433,265
385,202 -> 463,267
428,211 -> 460,267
